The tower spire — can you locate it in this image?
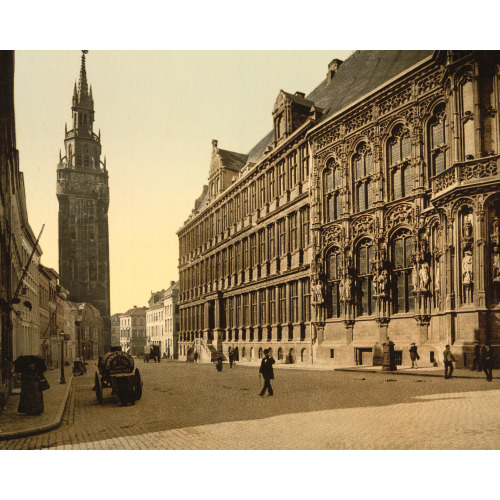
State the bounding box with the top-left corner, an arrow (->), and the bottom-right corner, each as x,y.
78,50 -> 89,101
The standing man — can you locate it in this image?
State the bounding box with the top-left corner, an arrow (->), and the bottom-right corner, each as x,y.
443,344 -> 455,379
259,348 -> 275,396
472,341 -> 482,372
228,347 -> 234,369
409,343 -> 420,369
482,344 -> 495,382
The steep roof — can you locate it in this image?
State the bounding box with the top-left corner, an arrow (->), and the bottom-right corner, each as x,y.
218,148 -> 248,172
247,50 -> 434,164
123,306 -> 147,316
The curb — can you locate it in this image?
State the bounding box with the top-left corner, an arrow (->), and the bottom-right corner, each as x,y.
0,374 -> 73,441
334,368 -> 498,380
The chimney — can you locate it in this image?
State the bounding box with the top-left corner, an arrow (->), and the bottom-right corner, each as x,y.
327,58 -> 343,83
133,305 -> 137,308
294,91 -> 305,98
171,280 -> 175,286
212,139 -> 218,149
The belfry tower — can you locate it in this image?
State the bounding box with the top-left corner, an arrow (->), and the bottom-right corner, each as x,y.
56,51 -> 111,352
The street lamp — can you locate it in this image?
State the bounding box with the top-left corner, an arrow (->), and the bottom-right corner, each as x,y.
60,331 -> 69,384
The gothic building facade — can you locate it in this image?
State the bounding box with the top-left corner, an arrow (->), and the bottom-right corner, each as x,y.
178,50 -> 500,368
56,52 -> 111,352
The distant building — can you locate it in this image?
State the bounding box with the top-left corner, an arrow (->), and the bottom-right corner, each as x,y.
163,281 -> 179,359
146,290 -> 166,356
110,313 -> 122,348
56,51 -> 111,353
120,306 -> 147,355
75,302 -> 104,360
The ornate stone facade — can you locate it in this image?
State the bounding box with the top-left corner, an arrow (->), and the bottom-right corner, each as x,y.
179,50 -> 500,368
56,52 -> 111,352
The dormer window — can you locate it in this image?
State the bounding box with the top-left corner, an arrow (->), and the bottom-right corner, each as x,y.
275,114 -> 284,139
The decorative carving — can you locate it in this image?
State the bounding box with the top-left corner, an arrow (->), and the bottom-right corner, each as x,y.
459,159 -> 498,182
323,225 -> 344,246
417,70 -> 445,95
312,278 -> 324,305
385,203 -> 413,231
434,167 -> 456,191
492,246 -> 500,282
419,261 -> 430,291
378,87 -> 412,116
462,250 -> 473,284
315,125 -> 342,150
345,108 -> 374,134
351,215 -> 374,240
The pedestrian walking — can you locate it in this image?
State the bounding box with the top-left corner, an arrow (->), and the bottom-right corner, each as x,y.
216,356 -> 223,372
228,347 -> 234,368
409,343 -> 420,368
443,344 -> 455,379
481,344 -> 495,382
259,348 -> 275,396
194,351 -> 198,364
472,341 -> 482,372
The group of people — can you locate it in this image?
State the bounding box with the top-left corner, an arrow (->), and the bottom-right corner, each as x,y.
443,342 -> 494,381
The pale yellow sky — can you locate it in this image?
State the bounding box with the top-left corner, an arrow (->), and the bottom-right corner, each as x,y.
14,50 -> 353,314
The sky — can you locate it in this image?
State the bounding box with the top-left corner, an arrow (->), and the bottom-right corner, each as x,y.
14,50 -> 354,314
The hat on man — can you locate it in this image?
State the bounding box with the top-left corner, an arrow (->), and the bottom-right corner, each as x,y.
411,343 -> 415,345
445,344 -> 450,348
263,349 -> 269,355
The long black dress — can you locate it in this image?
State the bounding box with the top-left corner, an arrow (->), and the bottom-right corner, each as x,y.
18,362 -> 44,415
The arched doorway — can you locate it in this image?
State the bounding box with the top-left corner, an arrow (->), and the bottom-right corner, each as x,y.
301,348 -> 306,362
250,347 -> 254,360
288,348 -> 295,364
277,347 -> 283,361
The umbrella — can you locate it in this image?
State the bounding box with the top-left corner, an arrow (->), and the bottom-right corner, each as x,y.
14,355 -> 47,374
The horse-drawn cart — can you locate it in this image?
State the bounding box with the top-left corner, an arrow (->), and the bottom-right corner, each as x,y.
94,351 -> 142,406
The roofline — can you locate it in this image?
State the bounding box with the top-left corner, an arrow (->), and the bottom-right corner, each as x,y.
307,52 -> 436,140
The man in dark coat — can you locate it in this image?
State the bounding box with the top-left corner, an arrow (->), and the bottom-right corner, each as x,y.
259,348 -> 275,396
409,343 -> 420,368
482,344 -> 495,382
472,341 -> 482,372
228,347 -> 234,368
443,344 -> 455,379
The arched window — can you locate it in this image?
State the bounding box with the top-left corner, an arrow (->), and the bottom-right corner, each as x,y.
429,103 -> 447,179
324,159 -> 342,222
392,230 -> 414,313
326,247 -> 342,318
388,125 -> 412,200
258,347 -> 263,359
276,115 -> 284,139
277,347 -> 283,360
460,75 -> 475,160
356,239 -> 375,316
353,143 -> 373,212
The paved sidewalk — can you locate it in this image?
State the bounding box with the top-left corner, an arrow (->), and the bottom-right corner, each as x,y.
235,360 -> 498,379
0,368 -> 73,440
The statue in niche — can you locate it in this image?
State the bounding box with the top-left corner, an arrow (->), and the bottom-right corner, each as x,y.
435,260 -> 440,291
312,279 -> 324,305
411,261 -> 419,290
463,212 -> 473,238
419,262 -> 430,290
377,269 -> 388,297
492,246 -> 500,281
462,250 -> 473,285
345,275 -> 353,301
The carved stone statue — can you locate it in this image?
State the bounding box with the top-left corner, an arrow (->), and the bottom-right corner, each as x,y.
344,275 -> 353,301
377,269 -> 388,297
492,247 -> 500,281
411,262 -> 418,290
463,213 -> 473,238
462,250 -> 473,285
419,262 -> 430,290
435,260 -> 440,291
312,279 -> 324,304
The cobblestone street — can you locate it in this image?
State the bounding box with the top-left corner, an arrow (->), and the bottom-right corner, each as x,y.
1,360 -> 500,450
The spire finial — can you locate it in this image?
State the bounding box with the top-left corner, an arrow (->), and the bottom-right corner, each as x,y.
78,50 -> 90,102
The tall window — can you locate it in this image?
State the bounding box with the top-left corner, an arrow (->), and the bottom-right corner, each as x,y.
250,183 -> 256,213
268,168 -> 275,201
289,152 -> 297,187
289,212 -> 298,252
388,124 -> 412,200
243,294 -> 249,326
278,219 -> 286,256
250,234 -> 257,267
353,143 -> 373,212
258,176 -> 266,207
327,248 -> 342,318
460,76 -> 475,159
279,285 -> 287,323
290,282 -> 298,323
392,231 -> 414,313
301,143 -> 309,180
302,279 -> 311,322
324,159 -> 342,222
260,290 -> 267,325
429,103 -> 447,179
278,161 -> 286,195
301,207 -> 310,248
269,287 -> 276,324
251,292 -> 257,325
242,188 -> 248,218
268,224 -> 276,260
356,239 -> 375,316
259,230 -> 266,264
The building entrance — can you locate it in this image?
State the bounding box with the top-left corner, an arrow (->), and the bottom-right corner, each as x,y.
355,348 -> 373,366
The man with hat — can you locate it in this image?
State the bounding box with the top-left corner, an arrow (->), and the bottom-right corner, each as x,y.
259,348 -> 275,396
409,342 -> 420,369
472,341 -> 482,372
443,344 -> 455,379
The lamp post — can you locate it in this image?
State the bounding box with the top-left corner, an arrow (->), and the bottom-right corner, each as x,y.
60,331 -> 67,384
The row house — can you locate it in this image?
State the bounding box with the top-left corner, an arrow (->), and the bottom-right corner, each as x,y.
178,50 -> 500,368
163,280 -> 179,359
120,306 -> 147,355
146,289 -> 166,356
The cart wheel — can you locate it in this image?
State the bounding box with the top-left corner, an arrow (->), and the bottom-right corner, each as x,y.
134,368 -> 142,400
95,372 -> 103,405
